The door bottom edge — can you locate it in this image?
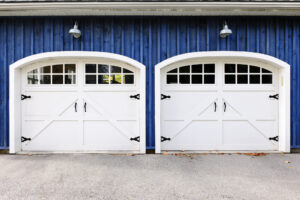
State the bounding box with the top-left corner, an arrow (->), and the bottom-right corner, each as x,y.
160,150 -> 282,154
16,150 -> 143,154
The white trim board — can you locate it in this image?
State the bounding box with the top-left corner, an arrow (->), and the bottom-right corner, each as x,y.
155,51 -> 290,153
9,51 -> 146,154
1,2 -> 300,16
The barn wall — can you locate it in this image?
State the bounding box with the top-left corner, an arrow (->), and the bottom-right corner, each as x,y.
0,16 -> 299,150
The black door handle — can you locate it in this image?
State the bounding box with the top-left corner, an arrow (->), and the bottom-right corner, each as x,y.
84,102 -> 87,112
214,102 -> 217,112
224,102 -> 227,112
74,102 -> 77,112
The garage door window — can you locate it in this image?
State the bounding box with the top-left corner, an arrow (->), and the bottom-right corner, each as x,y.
224,64 -> 272,84
27,64 -> 76,85
85,64 -> 134,85
166,64 -> 215,84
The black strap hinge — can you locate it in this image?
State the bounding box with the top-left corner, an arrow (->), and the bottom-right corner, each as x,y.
269,94 -> 279,100
161,94 -> 171,100
21,136 -> 31,142
130,136 -> 140,142
21,94 -> 31,100
269,136 -> 279,142
130,94 -> 140,100
161,136 -> 171,142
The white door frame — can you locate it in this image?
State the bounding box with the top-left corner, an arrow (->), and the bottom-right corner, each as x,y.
9,51 -> 146,153
155,51 -> 290,153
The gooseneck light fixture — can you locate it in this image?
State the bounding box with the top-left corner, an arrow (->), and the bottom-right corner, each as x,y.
220,21 -> 232,38
69,21 -> 81,38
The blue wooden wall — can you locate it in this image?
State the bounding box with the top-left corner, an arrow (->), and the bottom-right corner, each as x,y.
0,17 -> 299,150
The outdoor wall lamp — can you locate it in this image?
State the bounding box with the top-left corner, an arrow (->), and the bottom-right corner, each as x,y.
69,21 -> 81,38
220,21 -> 232,38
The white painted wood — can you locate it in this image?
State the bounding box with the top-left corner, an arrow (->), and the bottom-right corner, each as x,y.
155,51 -> 290,153
1,2 -> 300,16
10,51 -> 146,153
278,67 -> 291,152
160,62 -> 278,151
9,68 -> 22,153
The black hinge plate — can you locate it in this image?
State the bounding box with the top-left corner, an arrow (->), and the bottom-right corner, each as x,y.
269,94 -> 279,100
130,136 -> 140,142
269,136 -> 279,142
130,94 -> 140,100
161,136 -> 171,142
21,94 -> 31,100
161,94 -> 171,100
21,136 -> 31,142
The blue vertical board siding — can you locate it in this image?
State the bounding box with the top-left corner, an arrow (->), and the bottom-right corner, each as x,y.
0,16 -> 300,149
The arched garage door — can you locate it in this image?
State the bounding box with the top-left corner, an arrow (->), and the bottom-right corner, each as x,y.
10,52 -> 146,153
155,52 -> 290,153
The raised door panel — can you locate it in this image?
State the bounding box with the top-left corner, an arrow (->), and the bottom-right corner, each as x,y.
82,91 -> 140,150
22,121 -> 81,151
21,91 -> 81,151
160,61 -> 279,151
221,91 -> 278,150
220,63 -> 278,150
161,63 -> 220,150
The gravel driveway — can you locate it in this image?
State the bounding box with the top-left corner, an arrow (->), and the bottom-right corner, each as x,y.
0,153 -> 299,200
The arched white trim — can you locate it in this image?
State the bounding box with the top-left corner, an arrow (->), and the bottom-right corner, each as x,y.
10,51 -> 146,71
155,51 -> 290,153
10,51 -> 146,153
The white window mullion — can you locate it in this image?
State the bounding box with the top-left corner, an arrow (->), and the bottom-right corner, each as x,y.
108,65 -> 111,85
50,65 -> 53,85
63,64 -> 65,84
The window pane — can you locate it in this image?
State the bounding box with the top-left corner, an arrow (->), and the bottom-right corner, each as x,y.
192,64 -> 202,73
98,75 -> 110,84
86,64 -> 96,73
40,75 -> 51,84
124,75 -> 134,84
65,64 -> 76,73
86,75 -> 97,84
65,75 -> 76,84
237,75 -> 248,84
179,75 -> 190,84
98,64 -> 109,73
204,64 -> 215,73
204,75 -> 215,84
123,68 -> 133,73
111,66 -> 121,73
250,66 -> 260,73
237,64 -> 248,73
262,68 -> 272,73
167,75 -> 178,84
262,75 -> 272,84
28,69 -> 38,74
52,75 -> 63,84
250,75 -> 260,84
52,64 -> 63,73
167,68 -> 178,73
179,66 -> 190,73
192,75 -> 202,84
111,75 -> 122,84
225,75 -> 236,84
225,64 -> 235,73
28,74 -> 38,84
40,66 -> 51,73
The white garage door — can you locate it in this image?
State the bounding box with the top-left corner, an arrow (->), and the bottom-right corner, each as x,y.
21,60 -> 143,152
160,61 -> 279,151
